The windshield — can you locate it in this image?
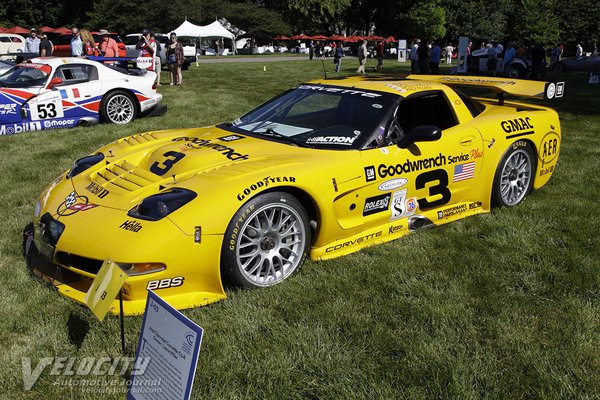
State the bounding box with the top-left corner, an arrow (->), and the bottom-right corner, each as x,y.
0,63 -> 51,87
228,84 -> 398,149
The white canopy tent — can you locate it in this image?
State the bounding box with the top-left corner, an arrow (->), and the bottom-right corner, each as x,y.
172,19 -> 235,55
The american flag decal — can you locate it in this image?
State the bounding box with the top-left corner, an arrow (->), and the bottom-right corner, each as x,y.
453,162 -> 476,182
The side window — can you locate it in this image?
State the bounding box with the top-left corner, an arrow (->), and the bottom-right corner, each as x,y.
54,64 -> 98,84
0,37 -> 10,43
398,91 -> 458,131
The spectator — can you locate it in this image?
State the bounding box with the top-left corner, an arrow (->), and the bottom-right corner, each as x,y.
375,40 -> 385,72
495,41 -> 504,57
530,43 -> 546,79
99,29 -> 120,65
417,40 -> 429,73
575,43 -> 583,59
308,40 -> 314,60
593,43 -> 598,56
486,43 -> 498,75
166,32 -> 184,85
444,42 -> 454,64
410,39 -> 420,73
334,41 -> 344,72
467,41 -> 472,56
25,28 -> 40,54
150,32 -> 161,85
136,29 -> 155,70
429,41 -> 441,74
501,41 -> 516,72
214,39 -> 220,58
71,27 -> 83,57
80,29 -> 98,56
37,30 -> 53,57
356,40 -> 367,73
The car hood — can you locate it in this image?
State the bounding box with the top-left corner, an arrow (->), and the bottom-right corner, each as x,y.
0,88 -> 37,123
70,126 -> 340,211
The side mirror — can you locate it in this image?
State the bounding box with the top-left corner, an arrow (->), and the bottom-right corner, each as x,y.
47,77 -> 63,89
397,125 -> 441,148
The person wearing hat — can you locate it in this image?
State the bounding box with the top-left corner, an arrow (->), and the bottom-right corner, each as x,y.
135,29 -> 155,71
25,28 -> 40,54
98,29 -> 119,64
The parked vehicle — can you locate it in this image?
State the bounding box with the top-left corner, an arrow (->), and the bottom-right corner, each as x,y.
551,55 -> 600,72
0,33 -> 26,55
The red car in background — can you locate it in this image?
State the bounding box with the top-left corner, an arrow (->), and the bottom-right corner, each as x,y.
52,32 -> 126,57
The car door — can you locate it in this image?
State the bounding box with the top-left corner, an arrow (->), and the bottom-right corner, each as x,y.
356,89 -> 485,229
51,63 -> 102,118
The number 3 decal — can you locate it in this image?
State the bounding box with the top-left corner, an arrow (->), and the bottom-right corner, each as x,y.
150,151 -> 186,176
416,169 -> 451,210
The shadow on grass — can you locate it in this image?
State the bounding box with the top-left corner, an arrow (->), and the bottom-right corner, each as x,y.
67,313 -> 89,349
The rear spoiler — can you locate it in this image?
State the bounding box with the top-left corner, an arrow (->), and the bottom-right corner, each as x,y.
406,75 -> 565,104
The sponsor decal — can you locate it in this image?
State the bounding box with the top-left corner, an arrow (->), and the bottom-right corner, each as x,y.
297,85 -> 382,98
539,164 -> 555,177
363,193 -> 391,216
85,182 -> 109,199
56,191 -> 96,216
237,176 -> 296,201
305,136 -> 357,146
378,153 -> 446,178
390,189 -> 418,221
555,82 -> 564,97
0,122 -> 42,136
440,77 -> 516,85
500,117 -> 534,134
546,83 -> 556,99
229,204 -> 256,250
146,276 -> 184,290
539,132 -> 560,165
364,166 -> 376,182
468,201 -> 482,209
0,104 -> 17,115
173,137 -> 249,161
119,220 -> 142,232
437,203 -> 468,219
43,119 -> 75,129
219,135 -> 244,142
452,162 -> 476,182
378,178 -> 408,191
325,231 -> 383,252
448,149 -> 482,164
388,224 -> 403,234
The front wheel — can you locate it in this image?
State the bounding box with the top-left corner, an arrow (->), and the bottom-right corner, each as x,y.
101,90 -> 137,124
221,192 -> 311,289
492,141 -> 535,207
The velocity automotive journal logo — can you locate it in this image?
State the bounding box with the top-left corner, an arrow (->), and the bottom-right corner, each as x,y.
21,356 -> 157,393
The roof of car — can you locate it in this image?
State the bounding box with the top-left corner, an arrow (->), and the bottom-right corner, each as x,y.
24,57 -> 104,67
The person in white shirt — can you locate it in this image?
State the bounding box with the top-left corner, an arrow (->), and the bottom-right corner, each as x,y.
410,39 -> 420,73
70,27 -> 84,57
444,43 -> 454,64
24,29 -> 40,53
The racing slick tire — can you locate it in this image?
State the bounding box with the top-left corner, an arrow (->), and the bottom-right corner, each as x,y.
221,192 -> 311,289
492,141 -> 535,207
100,90 -> 138,125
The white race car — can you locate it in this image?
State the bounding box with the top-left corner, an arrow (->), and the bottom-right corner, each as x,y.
0,57 -> 163,136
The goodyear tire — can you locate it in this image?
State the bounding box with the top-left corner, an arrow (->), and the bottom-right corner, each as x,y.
492,141 -> 535,207
101,90 -> 137,124
221,192 -> 311,289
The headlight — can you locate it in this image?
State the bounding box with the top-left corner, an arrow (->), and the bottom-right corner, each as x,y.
39,213 -> 65,246
118,262 -> 166,276
66,153 -> 105,179
128,188 -> 197,221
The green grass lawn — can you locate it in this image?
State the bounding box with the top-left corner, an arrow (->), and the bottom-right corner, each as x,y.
0,59 -> 599,399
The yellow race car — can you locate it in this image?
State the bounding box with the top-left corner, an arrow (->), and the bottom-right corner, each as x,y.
25,75 -> 564,315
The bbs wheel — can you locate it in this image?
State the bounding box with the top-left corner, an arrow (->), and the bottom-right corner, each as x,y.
492,141 -> 535,207
101,90 -> 137,124
222,192 -> 311,289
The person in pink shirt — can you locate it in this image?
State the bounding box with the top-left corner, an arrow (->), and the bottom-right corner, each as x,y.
98,29 -> 119,65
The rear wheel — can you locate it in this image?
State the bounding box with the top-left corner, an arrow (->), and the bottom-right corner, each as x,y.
492,141 -> 535,207
221,192 -> 311,289
507,64 -> 524,78
101,90 -> 137,124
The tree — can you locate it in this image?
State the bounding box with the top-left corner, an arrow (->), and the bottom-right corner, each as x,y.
403,1 -> 446,41
509,0 -> 559,46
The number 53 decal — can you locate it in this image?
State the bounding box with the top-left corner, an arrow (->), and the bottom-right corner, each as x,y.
29,93 -> 64,120
416,169 -> 451,210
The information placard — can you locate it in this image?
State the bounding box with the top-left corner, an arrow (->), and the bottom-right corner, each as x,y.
84,259 -> 127,321
127,290 -> 203,400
